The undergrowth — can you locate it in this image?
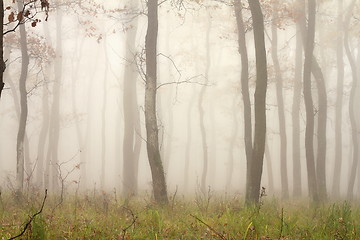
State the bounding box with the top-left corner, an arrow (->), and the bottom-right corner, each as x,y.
0,191 -> 359,239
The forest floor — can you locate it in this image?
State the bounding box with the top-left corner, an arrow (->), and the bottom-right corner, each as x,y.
0,190 -> 360,239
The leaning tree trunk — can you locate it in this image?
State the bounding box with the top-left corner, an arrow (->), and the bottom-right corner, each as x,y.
234,0 -> 252,190
0,0 -> 5,98
292,0 -> 304,197
16,2 -> 29,193
145,0 -> 168,204
246,0 -> 268,205
271,4 -> 289,199
123,0 -> 140,195
198,14 -> 211,193
344,0 -> 358,200
303,0 -> 319,203
332,0 -> 344,198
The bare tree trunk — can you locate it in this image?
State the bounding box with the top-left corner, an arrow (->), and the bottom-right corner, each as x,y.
246,0 -> 268,205
145,0 -> 168,204
303,0 -> 319,202
332,0 -> 344,198
271,4 -> 288,199
47,5 -> 62,192
100,36 -> 109,190
199,14 -> 211,193
344,0 -> 358,200
234,0 -> 252,191
36,71 -> 50,188
123,1 -> 140,195
16,2 -> 29,193
292,0 -> 304,197
0,0 -> 5,98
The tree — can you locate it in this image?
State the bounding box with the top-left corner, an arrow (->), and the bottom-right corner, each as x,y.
292,0 -> 304,197
303,0 -> 318,202
0,0 -> 5,98
234,0 -> 252,194
122,0 -> 142,196
198,13 -> 211,193
344,0 -> 358,200
245,0 -> 268,204
145,0 -> 168,204
15,0 -> 30,194
271,2 -> 289,199
332,0 -> 344,198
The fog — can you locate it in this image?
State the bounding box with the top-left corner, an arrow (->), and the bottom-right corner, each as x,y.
1,0 -> 360,203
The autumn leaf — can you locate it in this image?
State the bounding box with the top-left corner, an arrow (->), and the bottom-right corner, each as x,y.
31,21 -> 37,27
17,11 -> 23,21
8,12 -> 15,22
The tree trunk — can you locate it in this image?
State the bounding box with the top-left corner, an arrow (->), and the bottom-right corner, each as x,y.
198,14 -> 211,193
234,0 -> 252,191
292,0 -> 304,197
246,0 -> 268,205
332,0 -> 344,198
123,1 -> 140,195
271,4 -> 289,199
344,0 -> 358,200
0,0 -> 5,98
303,0 -> 319,202
100,36 -> 109,190
16,1 -> 29,193
47,5 -> 62,192
145,0 -> 168,204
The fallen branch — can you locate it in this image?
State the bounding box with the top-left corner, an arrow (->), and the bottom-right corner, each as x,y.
121,207 -> 138,239
190,214 -> 227,240
8,189 -> 48,240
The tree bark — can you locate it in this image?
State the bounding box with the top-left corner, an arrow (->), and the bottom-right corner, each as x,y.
16,1 -> 29,193
246,0 -> 268,205
332,0 -> 344,198
292,0 -> 304,197
234,0 -> 252,191
303,0 -> 319,202
344,0 -> 358,200
0,0 -> 5,98
123,1 -> 141,195
145,0 -> 168,204
271,4 -> 288,199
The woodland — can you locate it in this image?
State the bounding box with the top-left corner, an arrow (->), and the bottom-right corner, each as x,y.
0,0 -> 360,239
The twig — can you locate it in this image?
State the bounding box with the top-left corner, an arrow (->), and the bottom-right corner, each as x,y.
8,189 -> 48,240
278,207 -> 284,239
121,207 -> 138,239
190,214 -> 227,240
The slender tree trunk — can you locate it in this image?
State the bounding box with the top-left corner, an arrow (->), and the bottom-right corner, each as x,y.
271,4 -> 288,199
234,0 -> 252,191
344,0 -> 358,200
292,0 -> 304,197
199,14 -> 211,193
303,0 -> 319,202
36,70 -> 50,188
0,0 -> 5,98
332,0 -> 344,198
123,2 -> 140,195
100,36 -> 109,190
16,2 -> 29,193
145,0 -> 168,204
184,87 -> 195,192
47,5 -> 62,192
246,0 -> 268,204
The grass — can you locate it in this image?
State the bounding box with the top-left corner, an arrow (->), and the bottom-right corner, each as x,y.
0,190 -> 359,239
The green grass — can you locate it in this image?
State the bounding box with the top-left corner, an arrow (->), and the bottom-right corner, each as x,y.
0,191 -> 359,239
